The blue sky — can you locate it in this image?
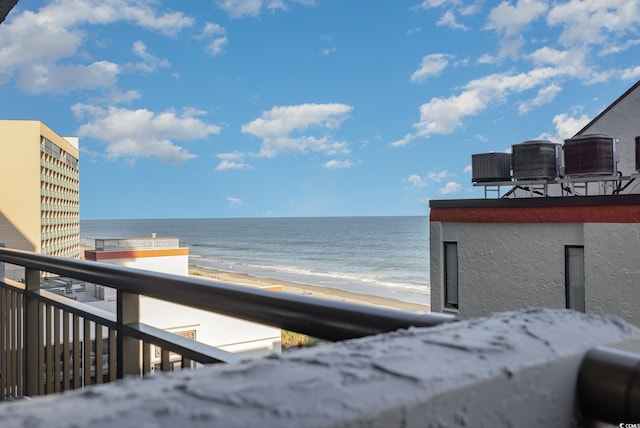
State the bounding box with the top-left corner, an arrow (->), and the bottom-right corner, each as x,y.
1,0 -> 640,219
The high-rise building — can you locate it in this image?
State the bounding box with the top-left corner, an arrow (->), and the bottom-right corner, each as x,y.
0,120 -> 80,259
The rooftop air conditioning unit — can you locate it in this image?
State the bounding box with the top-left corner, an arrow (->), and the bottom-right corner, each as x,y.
471,152 -> 512,183
563,134 -> 619,176
511,140 -> 562,180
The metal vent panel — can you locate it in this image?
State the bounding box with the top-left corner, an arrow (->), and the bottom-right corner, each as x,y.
472,153 -> 512,182
563,134 -> 618,176
512,140 -> 562,180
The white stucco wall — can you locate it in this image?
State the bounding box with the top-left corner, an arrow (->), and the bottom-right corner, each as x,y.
584,223 -> 640,326
140,297 -> 281,356
432,220 -> 640,326
431,221 -> 583,318
2,309 -> 639,427
97,255 -> 188,276
88,256 -> 281,357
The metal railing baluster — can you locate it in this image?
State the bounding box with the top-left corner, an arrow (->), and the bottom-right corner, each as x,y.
1,287 -> 7,399
45,304 -> 52,394
53,307 -> 61,393
83,319 -> 90,386
72,314 -> 80,389
62,311 -> 70,391
142,341 -> 151,375
95,323 -> 102,385
108,328 -> 116,382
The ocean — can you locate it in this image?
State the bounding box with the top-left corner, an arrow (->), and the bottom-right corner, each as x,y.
80,216 -> 430,305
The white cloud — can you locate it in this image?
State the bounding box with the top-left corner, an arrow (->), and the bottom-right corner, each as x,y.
414,88 -> 487,136
547,0 -> 640,48
16,61 -> 120,94
477,54 -> 497,65
0,0 -> 193,93
518,83 -> 562,114
217,0 -> 262,18
390,133 -> 415,147
207,37 -> 229,56
227,197 -> 244,208
487,0 -> 547,37
440,181 -> 463,195
243,103 -> 352,137
242,103 -> 353,157
621,65 -> 640,81
73,104 -> 221,163
408,53 -> 604,140
464,165 -> 472,173
411,53 -> 452,83
324,159 -> 353,169
216,152 -> 252,170
131,41 -> 170,73
552,112 -> 591,141
320,47 -> 336,56
413,0 -> 454,11
200,23 -> 228,57
437,10 -> 468,30
537,111 -> 591,142
428,170 -> 454,182
202,23 -> 226,37
218,0 -> 315,18
405,174 -> 427,188
103,89 -> 142,105
600,38 -> 640,56
497,37 -> 525,59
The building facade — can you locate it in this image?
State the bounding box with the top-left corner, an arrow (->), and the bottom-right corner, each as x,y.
0,120 -> 80,262
85,236 -> 282,359
429,81 -> 640,326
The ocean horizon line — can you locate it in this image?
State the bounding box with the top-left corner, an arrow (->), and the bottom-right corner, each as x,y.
80,214 -> 428,222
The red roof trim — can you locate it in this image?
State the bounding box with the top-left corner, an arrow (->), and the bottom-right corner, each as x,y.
84,248 -> 189,261
430,204 -> 640,223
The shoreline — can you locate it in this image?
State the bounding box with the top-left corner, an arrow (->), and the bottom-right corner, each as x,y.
189,264 -> 430,313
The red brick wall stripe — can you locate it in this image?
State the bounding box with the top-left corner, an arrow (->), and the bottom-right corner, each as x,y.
84,248 -> 189,261
430,205 -> 640,223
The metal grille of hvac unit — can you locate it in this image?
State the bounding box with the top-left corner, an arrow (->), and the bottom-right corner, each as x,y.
512,140 -> 562,180
471,152 -> 512,183
563,134 -> 618,176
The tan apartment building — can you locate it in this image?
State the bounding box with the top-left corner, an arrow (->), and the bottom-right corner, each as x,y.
0,120 -> 80,263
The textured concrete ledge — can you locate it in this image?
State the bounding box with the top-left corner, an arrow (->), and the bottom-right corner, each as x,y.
1,308 -> 639,428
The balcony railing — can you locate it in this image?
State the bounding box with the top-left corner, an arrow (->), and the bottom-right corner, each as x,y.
0,246 -> 452,400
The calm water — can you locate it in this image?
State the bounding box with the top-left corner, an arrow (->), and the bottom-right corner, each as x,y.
80,216 -> 430,304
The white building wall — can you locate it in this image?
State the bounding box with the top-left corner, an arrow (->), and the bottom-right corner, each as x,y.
432,220 -> 640,326
89,254 -> 281,357
97,255 -> 188,276
431,221 -> 583,318
4,309 -> 640,428
584,223 -> 640,326
140,298 -> 280,355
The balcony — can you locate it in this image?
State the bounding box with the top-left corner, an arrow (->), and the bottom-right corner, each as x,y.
0,247 -> 638,426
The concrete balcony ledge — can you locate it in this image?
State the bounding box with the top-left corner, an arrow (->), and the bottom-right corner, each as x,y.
1,308 -> 639,427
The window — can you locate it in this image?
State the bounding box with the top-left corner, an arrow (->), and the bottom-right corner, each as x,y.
444,242 -> 458,310
565,246 -> 585,312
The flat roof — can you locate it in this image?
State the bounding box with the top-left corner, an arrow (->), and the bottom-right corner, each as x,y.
429,194 -> 640,209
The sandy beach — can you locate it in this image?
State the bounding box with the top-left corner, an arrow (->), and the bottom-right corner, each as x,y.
189,264 -> 430,313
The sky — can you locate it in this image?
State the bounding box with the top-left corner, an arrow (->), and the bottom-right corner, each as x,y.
1,0 -> 640,219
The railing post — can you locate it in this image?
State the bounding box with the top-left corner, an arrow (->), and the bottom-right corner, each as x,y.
23,267 -> 40,397
117,291 -> 140,378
